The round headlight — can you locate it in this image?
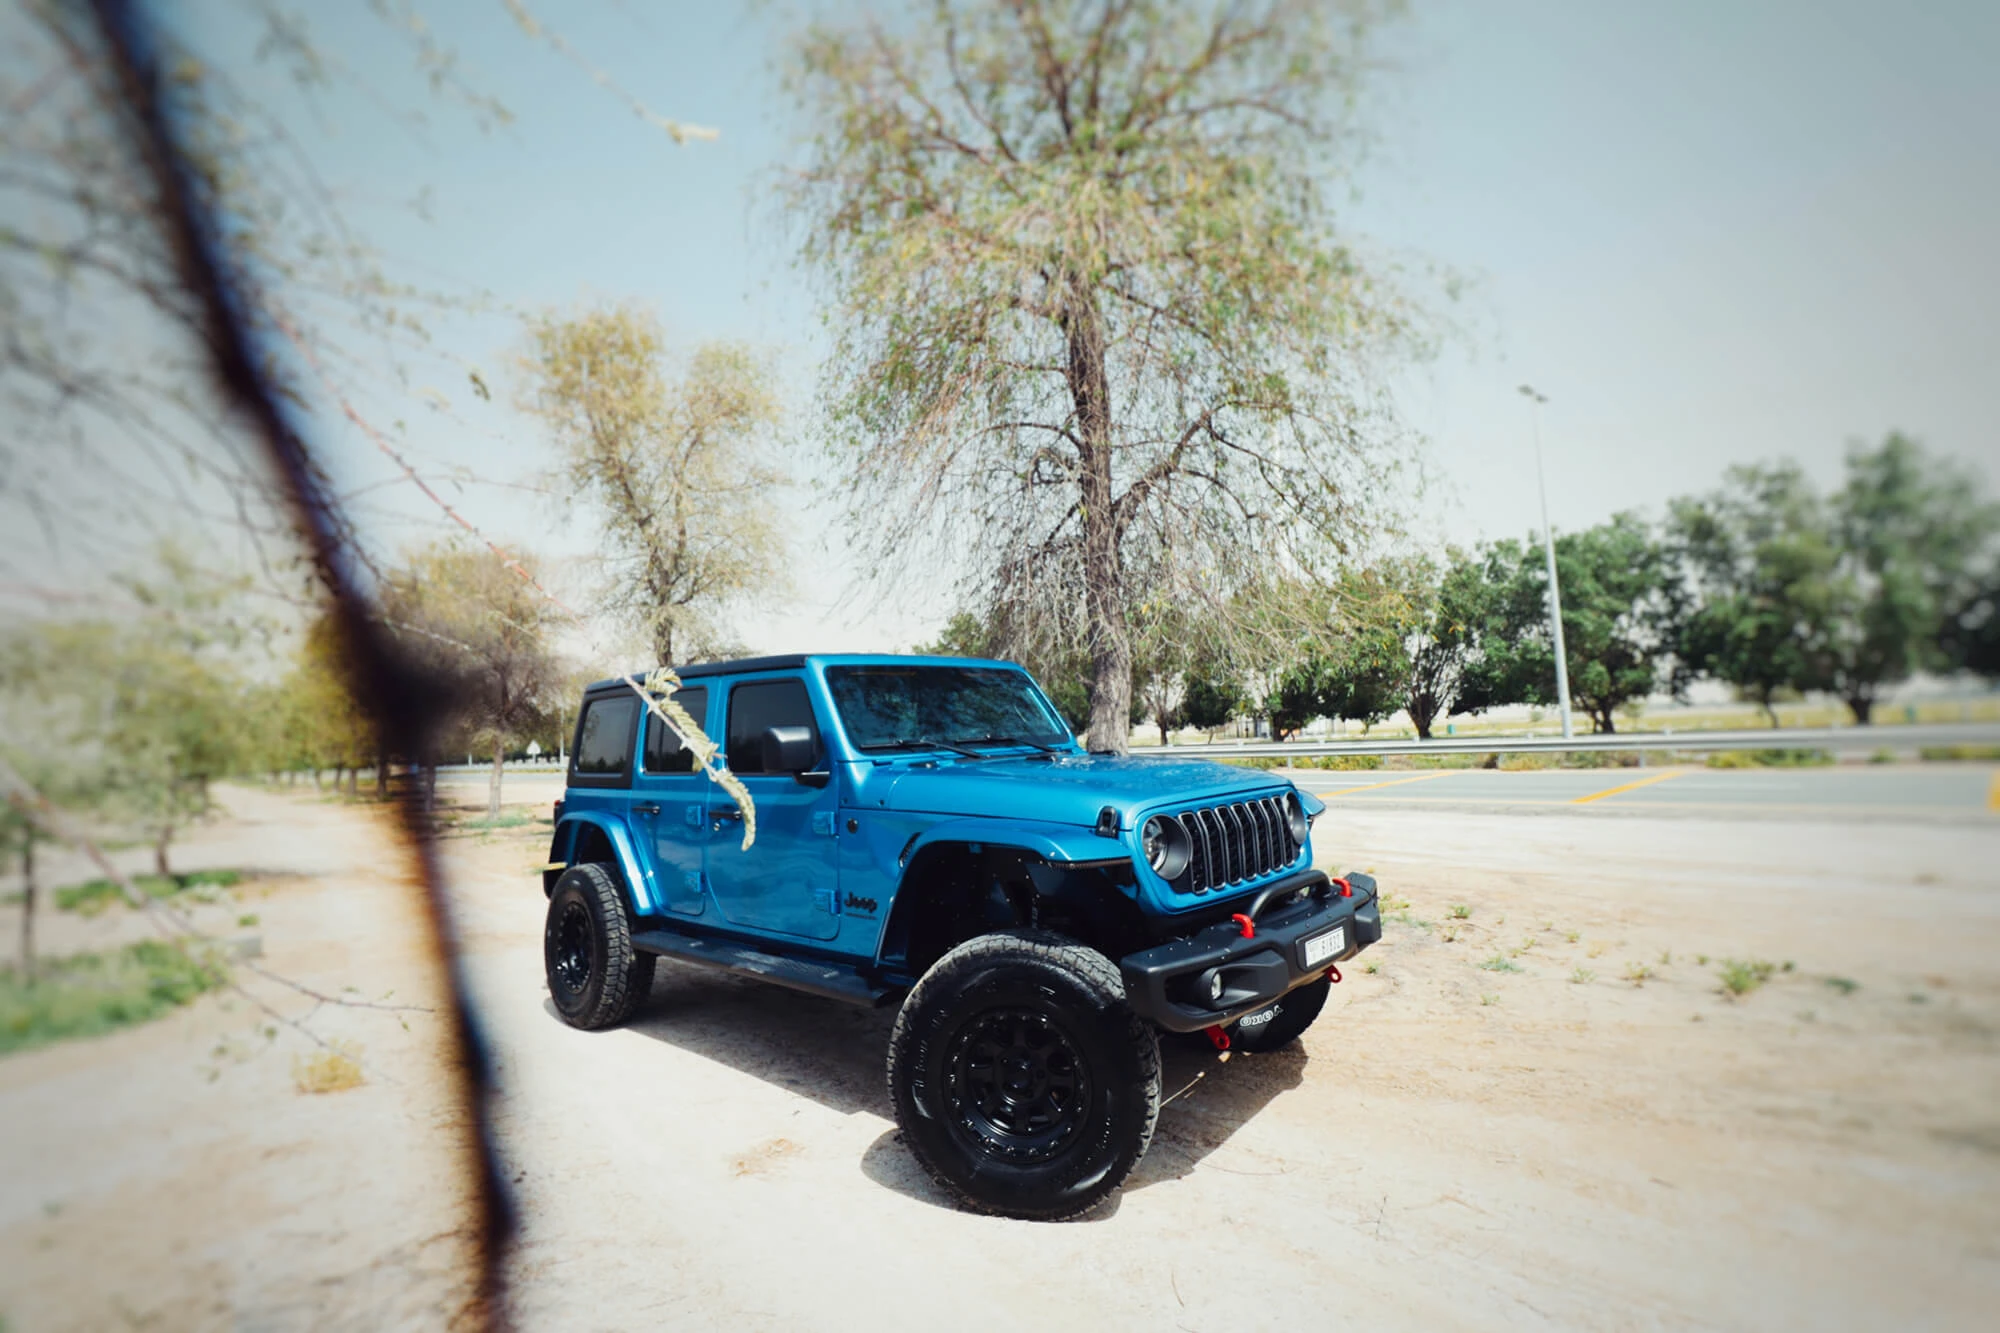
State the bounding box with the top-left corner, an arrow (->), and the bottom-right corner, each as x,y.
1141,815 -> 1192,880
1285,792 -> 1311,843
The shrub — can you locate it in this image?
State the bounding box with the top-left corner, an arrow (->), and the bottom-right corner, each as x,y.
1718,958 -> 1777,998
292,1040 -> 365,1094
0,939 -> 229,1054
1919,745 -> 2000,762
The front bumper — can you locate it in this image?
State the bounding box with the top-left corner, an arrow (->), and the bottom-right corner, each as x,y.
1119,870 -> 1380,1033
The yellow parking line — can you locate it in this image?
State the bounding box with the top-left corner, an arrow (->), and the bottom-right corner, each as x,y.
1988,769 -> 2000,813
1572,768 -> 1691,805
1316,771 -> 1462,798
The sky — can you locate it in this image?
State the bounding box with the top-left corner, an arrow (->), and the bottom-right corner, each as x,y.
171,0 -> 2000,660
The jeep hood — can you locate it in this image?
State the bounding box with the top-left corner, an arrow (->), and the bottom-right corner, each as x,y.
862,754 -> 1292,829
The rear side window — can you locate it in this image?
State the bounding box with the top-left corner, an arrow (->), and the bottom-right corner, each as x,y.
572,695 -> 639,777
726,678 -> 820,774
643,687 -> 709,774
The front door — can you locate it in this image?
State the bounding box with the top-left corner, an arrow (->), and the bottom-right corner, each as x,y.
630,685 -> 711,917
704,675 -> 841,942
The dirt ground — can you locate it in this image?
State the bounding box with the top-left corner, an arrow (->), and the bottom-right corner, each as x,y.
2,778 -> 1997,1330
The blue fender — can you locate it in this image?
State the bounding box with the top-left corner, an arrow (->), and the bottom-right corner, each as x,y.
1297,787 -> 1326,818
900,816 -> 1129,872
550,812 -> 657,915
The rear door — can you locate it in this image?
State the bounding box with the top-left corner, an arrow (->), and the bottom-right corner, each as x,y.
630,685 -> 711,917
704,674 -> 841,942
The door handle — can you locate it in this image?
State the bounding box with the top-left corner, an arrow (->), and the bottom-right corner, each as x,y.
711,805 -> 742,827
633,802 -> 661,816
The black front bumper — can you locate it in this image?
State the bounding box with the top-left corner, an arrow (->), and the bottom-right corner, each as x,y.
1119,870 -> 1380,1033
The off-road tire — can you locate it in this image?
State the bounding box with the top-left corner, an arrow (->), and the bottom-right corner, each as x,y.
887,929 -> 1161,1220
1230,975 -> 1330,1053
544,863 -> 655,1030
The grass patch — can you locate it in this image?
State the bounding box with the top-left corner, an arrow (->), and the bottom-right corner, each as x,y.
1478,953 -> 1523,974
459,810 -> 533,831
1718,958 -> 1778,998
1479,993 -> 1498,1006
1361,961 -> 1379,975
55,868 -> 243,916
1919,744 -> 2000,762
1569,967 -> 1595,985
1623,962 -> 1655,986
292,1040 -> 365,1094
1389,912 -> 1434,933
0,940 -> 229,1055
1824,976 -> 1860,995
1705,748 -> 1835,769
1564,930 -> 1580,944
1449,904 -> 1471,919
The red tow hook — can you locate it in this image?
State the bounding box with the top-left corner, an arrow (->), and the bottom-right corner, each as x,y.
1230,912 -> 1256,939
1326,964 -> 1343,984
1204,1024 -> 1232,1052
1331,876 -> 1353,899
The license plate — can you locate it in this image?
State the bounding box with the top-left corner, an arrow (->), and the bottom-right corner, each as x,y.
1302,926 -> 1346,968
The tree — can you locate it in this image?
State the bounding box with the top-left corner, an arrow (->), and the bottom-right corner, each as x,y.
1669,465 -> 1843,727
1178,667 -> 1243,740
784,0 -> 1424,752
1828,434 -> 1998,722
382,545 -> 566,817
1398,550 -> 1507,740
525,305 -> 788,664
1942,556 -> 2000,682
1482,514 -> 1678,734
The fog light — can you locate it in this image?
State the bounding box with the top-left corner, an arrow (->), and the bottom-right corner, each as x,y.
1203,968 -> 1227,1005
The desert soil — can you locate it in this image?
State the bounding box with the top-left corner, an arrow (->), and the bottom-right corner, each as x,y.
2,778 -> 1997,1330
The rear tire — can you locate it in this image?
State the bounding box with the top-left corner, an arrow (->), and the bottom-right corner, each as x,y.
888,930 -> 1161,1220
544,863 -> 655,1030
1230,975 -> 1330,1052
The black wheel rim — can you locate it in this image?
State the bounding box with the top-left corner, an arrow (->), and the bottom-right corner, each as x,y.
550,898 -> 594,997
944,1006 -> 1092,1164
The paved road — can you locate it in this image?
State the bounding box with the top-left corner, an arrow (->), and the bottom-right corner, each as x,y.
1301,763 -> 2000,821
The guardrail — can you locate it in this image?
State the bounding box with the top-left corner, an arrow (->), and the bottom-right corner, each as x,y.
1123,721 -> 2000,760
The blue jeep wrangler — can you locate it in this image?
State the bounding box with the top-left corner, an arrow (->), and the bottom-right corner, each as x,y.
543,653 -> 1381,1219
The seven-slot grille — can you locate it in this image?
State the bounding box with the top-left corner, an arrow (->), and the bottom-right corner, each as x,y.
1170,795 -> 1301,894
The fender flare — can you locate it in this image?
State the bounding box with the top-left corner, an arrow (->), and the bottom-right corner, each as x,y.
875,817 -> 1132,969
549,811 -> 656,916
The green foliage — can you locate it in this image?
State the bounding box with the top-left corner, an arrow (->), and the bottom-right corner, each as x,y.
1479,513 -> 1678,733
54,868 -> 242,916
525,305 -> 787,664
784,0 -> 1425,750
1718,958 -> 1777,998
1829,434 -> 1999,721
1704,748 -> 1834,769
0,939 -> 229,1055
1178,668 -> 1244,736
1478,954 -> 1522,973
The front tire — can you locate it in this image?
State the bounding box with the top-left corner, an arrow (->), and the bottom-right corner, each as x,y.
1230,975 -> 1330,1052
544,863 -> 655,1030
888,930 -> 1161,1220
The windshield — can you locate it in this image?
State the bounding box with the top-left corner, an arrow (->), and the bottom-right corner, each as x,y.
826,665 -> 1073,753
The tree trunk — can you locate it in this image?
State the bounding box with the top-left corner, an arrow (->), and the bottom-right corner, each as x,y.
346,766 -> 358,799
425,757 -> 440,814
311,766 -> 323,792
1063,278 -> 1131,755
376,738 -> 389,801
1408,698 -> 1438,741
1847,694 -> 1874,725
489,741 -> 504,820
655,619 -> 675,667
1156,706 -> 1172,747
18,832 -> 36,984
154,822 -> 173,879
1760,689 -> 1780,728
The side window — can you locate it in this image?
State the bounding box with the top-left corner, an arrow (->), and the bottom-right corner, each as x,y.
726,678 -> 820,774
572,695 -> 639,777
642,687 -> 709,774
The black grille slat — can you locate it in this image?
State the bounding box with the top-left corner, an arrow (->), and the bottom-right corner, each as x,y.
1168,793 -> 1306,894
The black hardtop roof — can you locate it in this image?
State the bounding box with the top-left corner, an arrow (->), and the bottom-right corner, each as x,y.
581,652 -> 1022,695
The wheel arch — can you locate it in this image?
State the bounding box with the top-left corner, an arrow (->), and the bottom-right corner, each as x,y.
546,811 -> 652,914
876,823 -> 1146,980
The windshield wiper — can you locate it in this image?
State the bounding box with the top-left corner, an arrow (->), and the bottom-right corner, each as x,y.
955,733 -> 1062,754
880,736 -> 987,760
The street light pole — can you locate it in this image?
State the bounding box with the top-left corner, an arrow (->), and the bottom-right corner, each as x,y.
1518,385 -> 1574,739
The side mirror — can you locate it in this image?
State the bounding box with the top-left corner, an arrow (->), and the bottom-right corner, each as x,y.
761,725 -> 817,774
